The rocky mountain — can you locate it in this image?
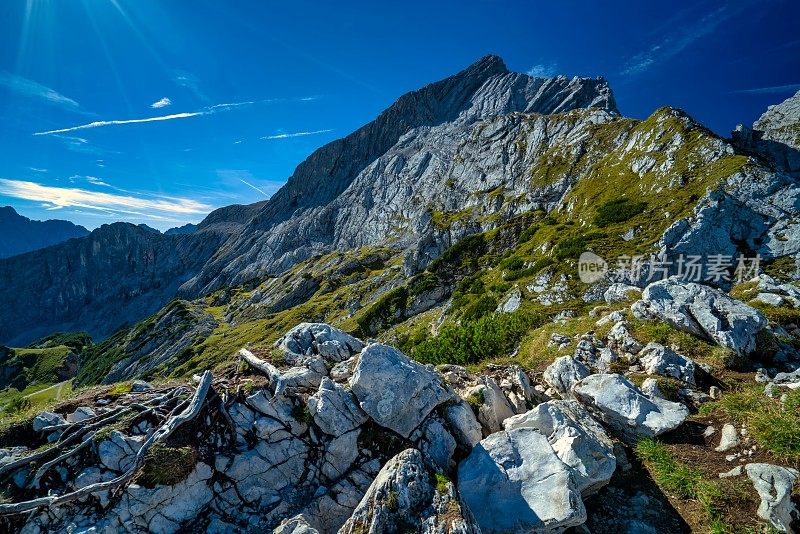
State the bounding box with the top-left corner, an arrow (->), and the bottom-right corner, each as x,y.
0,206 -> 88,259
0,55 -> 619,345
1,56 -> 800,533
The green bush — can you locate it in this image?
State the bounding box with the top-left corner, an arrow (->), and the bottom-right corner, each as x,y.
460,295 -> 498,321
594,198 -> 647,227
410,310 -> 545,366
139,445 -> 198,487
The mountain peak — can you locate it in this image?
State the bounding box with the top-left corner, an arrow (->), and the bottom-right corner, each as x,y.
463,54 -> 509,76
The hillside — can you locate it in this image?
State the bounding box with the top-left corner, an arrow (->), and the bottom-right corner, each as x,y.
0,207 -> 88,259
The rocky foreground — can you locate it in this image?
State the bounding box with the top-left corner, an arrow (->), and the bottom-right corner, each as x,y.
0,274 -> 798,533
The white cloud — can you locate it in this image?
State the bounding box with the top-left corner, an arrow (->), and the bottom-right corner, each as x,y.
150,97 -> 172,108
0,179 -> 211,221
85,176 -> 111,187
33,100 -> 262,136
261,129 -> 333,140
0,71 -> 81,110
173,70 -> 209,102
732,83 -> 800,95
527,64 -> 558,78
621,6 -> 737,76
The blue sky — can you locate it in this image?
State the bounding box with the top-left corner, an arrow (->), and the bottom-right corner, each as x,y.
0,0 -> 798,231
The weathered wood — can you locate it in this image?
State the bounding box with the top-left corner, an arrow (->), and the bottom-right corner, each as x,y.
0,371 -> 213,515
30,432 -> 95,489
238,348 -> 282,390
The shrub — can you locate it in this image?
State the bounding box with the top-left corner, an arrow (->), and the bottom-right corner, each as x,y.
460,295 -> 498,321
411,311 -> 546,366
594,198 -> 647,227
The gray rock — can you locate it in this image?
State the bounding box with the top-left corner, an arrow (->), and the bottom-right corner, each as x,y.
414,416 -> 457,470
719,466 -> 742,478
307,377 -> 368,437
458,427 -> 586,533
638,342 -> 697,384
130,380 -> 153,392
32,411 -> 66,432
543,356 -> 590,400
640,378 -> 664,399
503,400 -> 616,495
604,283 -> 641,303
349,343 -> 452,438
548,333 -> 572,350
745,463 -> 800,532
572,373 -> 689,443
444,400 -> 483,449
632,279 -> 767,356
97,431 -> 144,472
66,406 -> 96,423
607,320 -> 643,356
322,429 -> 360,480
341,448 -> 479,534
496,285 -> 522,313
470,376 -> 516,434
274,515 -> 320,534
275,323 -> 365,364
714,423 -> 740,452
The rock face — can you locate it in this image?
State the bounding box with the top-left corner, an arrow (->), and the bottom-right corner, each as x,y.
0,206 -> 88,259
632,279 -> 767,356
341,448 -> 479,534
745,463 -> 799,532
349,343 -> 453,438
458,427 -> 586,533
543,356 -> 590,399
571,373 -> 689,444
503,400 -> 616,495
733,89 -> 800,177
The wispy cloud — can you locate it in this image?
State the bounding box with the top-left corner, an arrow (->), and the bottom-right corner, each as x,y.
0,71 -> 82,111
28,167 -> 47,173
32,99 -> 285,136
216,169 -> 281,199
621,6 -> 736,76
34,111 -> 207,136
51,134 -> 102,154
173,70 -> 209,102
0,178 -> 211,221
261,129 -> 333,140
150,97 -> 172,108
732,83 -> 800,95
527,64 -> 558,78
85,176 -> 111,187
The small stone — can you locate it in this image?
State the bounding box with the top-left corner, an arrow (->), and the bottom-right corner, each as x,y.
719,466 -> 742,478
709,386 -> 721,399
715,424 -> 740,452
703,426 -> 716,438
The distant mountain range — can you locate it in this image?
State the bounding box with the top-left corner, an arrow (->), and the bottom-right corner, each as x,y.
0,206 -> 89,259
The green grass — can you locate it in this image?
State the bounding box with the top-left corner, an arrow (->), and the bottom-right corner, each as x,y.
706,383 -> 800,463
636,437 -> 728,532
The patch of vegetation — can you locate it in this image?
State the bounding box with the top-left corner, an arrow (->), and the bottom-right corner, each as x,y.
636,437 -> 727,531
466,389 -> 485,413
0,345 -> 75,390
459,295 -> 498,322
553,232 -> 604,261
432,471 -> 449,494
355,286 -> 409,337
594,198 -> 647,227
108,382 -> 133,396
139,445 -> 198,487
763,256 -> 798,282
27,332 -> 92,353
427,233 -> 488,273
2,397 -> 31,415
410,310 -> 546,366
386,489 -> 400,512
291,403 -> 314,425
707,383 -> 800,462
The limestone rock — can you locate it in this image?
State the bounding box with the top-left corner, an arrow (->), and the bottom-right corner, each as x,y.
97,430 -> 145,472
503,400 -> 616,495
638,342 -> 697,384
572,373 -> 689,443
32,411 -> 66,432
543,356 -> 590,400
458,427 -> 586,533
714,423 -> 740,452
349,343 -> 452,438
745,463 -> 800,532
632,279 -> 767,356
443,400 -> 483,449
307,377 -> 368,437
275,323 -> 365,365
